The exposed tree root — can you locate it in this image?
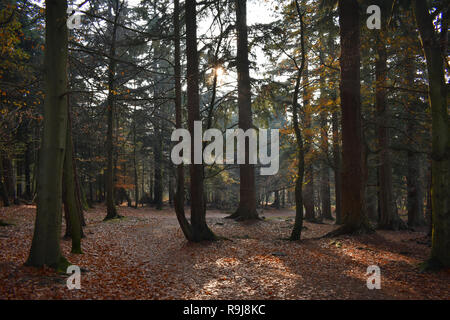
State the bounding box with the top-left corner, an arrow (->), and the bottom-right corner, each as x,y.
322,223 -> 374,238
225,207 -> 260,221
103,214 -> 124,222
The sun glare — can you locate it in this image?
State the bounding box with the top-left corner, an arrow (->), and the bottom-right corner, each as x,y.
215,66 -> 224,77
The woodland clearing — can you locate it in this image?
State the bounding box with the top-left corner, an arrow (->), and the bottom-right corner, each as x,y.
0,205 -> 448,300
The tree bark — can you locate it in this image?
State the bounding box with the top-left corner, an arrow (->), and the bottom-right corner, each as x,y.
407,152 -> 425,226
151,37 -> 164,210
273,190 -> 280,209
332,109 -> 342,224
336,0 -> 370,234
413,0 -> 450,267
153,133 -> 163,209
26,0 -> 69,270
62,108 -> 83,254
104,0 -> 120,220
0,157 -> 10,206
319,109 -> 332,220
302,60 -> 315,222
2,155 -> 17,205
318,44 -> 332,220
173,0 -> 193,240
185,0 -> 215,241
375,11 -> 401,230
426,165 -> 432,236
290,0 -> 306,241
24,140 -> 32,200
227,0 -> 258,220
404,47 -> 425,227
133,105 -> 139,209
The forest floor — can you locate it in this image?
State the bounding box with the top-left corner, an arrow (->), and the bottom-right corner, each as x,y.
0,204 -> 449,300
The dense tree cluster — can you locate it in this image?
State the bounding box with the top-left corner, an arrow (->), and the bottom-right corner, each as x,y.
0,0 -> 448,269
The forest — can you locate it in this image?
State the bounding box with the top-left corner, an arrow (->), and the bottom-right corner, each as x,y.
0,0 -> 449,301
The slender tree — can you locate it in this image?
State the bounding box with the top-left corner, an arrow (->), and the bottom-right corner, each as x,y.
173,0 -> 193,240
104,0 -> 121,220
318,50 -> 332,221
375,1 -> 402,230
62,108 -> 83,254
132,105 -> 139,209
332,104 -> 342,224
412,0 -> 449,268
185,0 -> 216,241
290,0 -> 306,241
228,0 -> 258,220
302,61 -> 316,222
152,37 -> 164,210
404,36 -> 425,227
0,158 -> 10,207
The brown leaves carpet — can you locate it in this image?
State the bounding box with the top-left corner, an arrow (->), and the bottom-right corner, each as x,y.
0,205 -> 449,299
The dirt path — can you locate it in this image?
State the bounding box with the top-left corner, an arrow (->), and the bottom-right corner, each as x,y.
0,205 -> 449,299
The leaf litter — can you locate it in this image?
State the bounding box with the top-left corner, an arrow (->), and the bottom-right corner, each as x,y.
0,205 -> 449,299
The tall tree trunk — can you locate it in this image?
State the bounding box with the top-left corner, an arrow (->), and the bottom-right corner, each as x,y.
302,61 -> 315,222
320,162 -> 332,220
406,152 -> 425,226
413,0 -> 450,267
97,173 -> 103,202
104,0 -> 120,220
0,157 -> 10,206
152,37 -> 164,210
319,105 -> 332,220
149,165 -> 153,203
133,106 -> 139,209
290,0 -> 305,241
318,45 -> 332,220
142,161 -> 147,204
404,47 -> 425,227
62,108 -> 83,254
153,133 -> 163,209
74,164 -> 88,214
273,190 -> 280,209
336,0 -> 370,234
24,140 -> 32,200
113,114 -> 120,206
2,155 -> 17,205
375,11 -> 401,230
185,0 -> 215,241
228,0 -> 258,220
72,149 -> 87,225
303,172 -> 315,221
332,108 -> 342,224
89,180 -> 93,205
426,165 -> 432,236
168,171 -> 174,207
26,0 -> 69,269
